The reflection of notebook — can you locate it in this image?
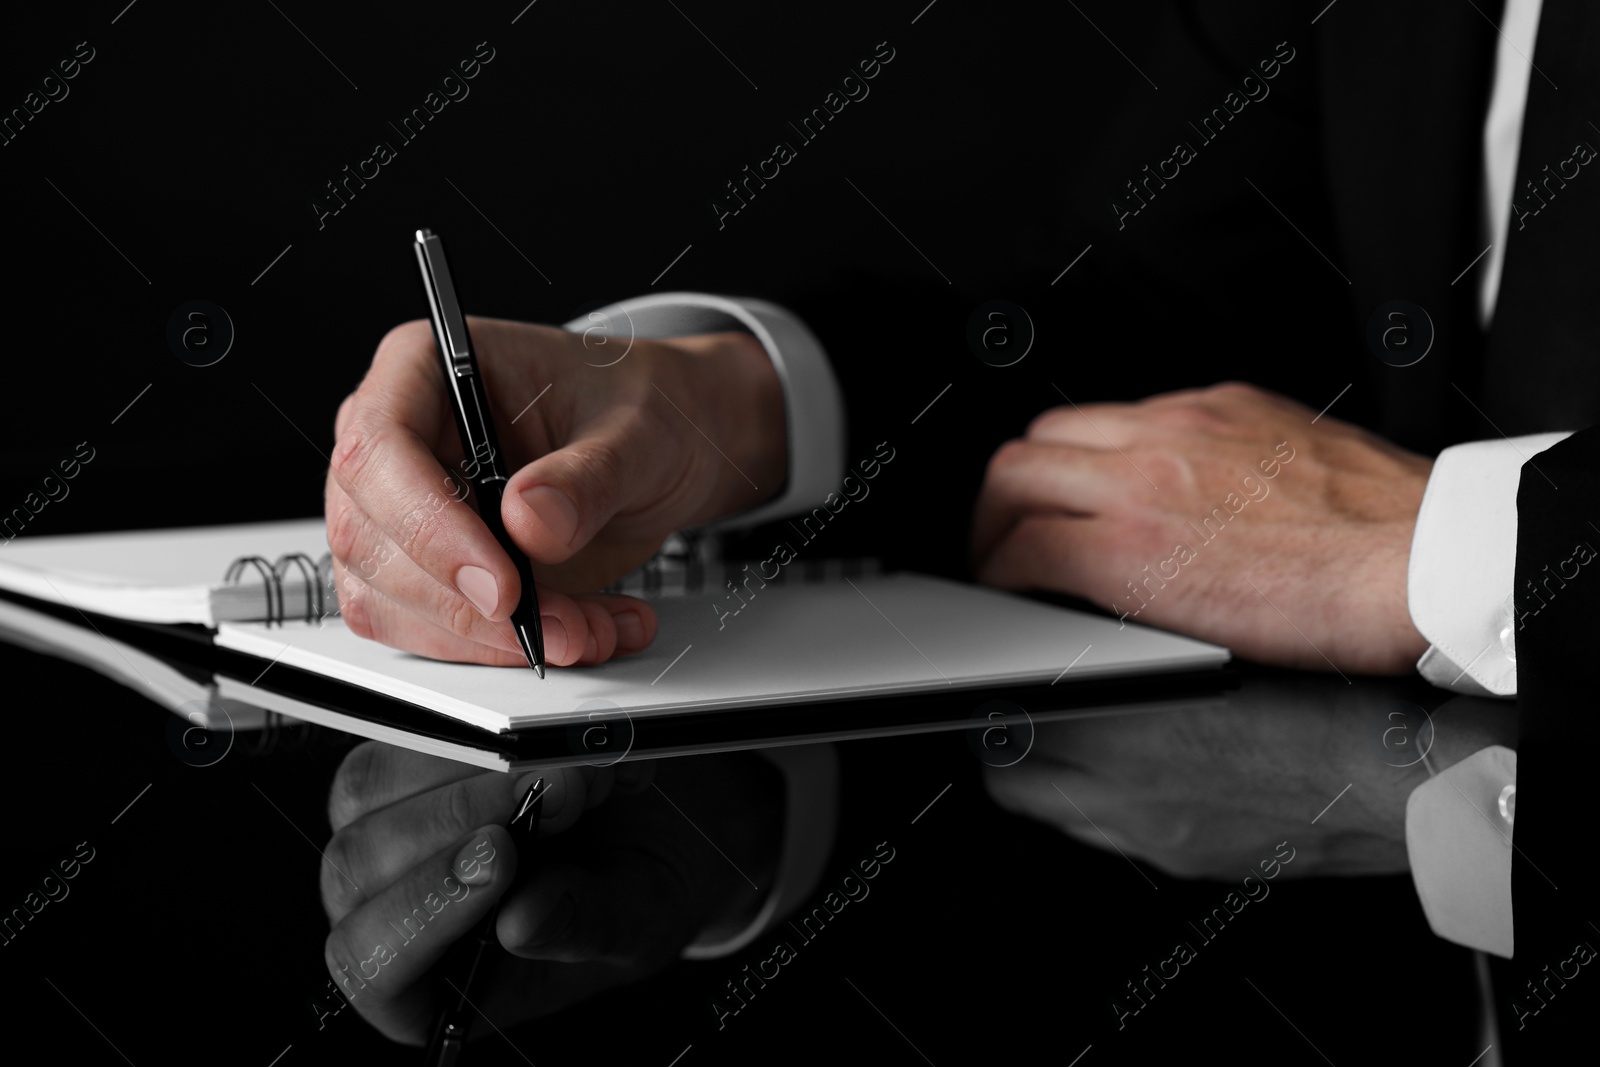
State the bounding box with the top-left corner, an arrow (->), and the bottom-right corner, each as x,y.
0,594 -> 266,730
0,519 -> 331,625
215,573 -> 1230,734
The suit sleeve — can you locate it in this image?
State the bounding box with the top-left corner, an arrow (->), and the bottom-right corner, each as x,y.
1499,425 -> 1600,1048
1403,433 -> 1566,956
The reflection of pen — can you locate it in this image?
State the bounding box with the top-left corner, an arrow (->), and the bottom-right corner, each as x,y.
426,776 -> 547,1066
413,227 -> 547,677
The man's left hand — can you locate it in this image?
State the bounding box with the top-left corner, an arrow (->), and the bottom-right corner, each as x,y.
973,382 -> 1433,675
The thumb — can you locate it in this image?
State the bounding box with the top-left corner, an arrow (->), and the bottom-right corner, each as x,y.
496,856 -> 699,969
501,429 -> 640,566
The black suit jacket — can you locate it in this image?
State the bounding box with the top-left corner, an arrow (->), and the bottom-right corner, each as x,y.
1502,430 -> 1600,1055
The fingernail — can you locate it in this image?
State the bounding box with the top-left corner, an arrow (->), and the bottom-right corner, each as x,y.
521,486 -> 579,548
541,615 -> 568,663
523,891 -> 576,949
583,632 -> 599,662
456,565 -> 499,617
454,834 -> 495,886
613,610 -> 645,650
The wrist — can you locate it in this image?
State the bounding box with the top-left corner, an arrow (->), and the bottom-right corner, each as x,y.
664,331 -> 788,524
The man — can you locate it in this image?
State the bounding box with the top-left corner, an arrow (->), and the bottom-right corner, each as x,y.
319,0 -> 1594,1059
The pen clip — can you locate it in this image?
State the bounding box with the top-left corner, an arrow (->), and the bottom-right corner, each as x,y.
414,229 -> 474,377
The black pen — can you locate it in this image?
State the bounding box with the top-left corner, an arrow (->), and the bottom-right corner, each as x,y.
426,776 -> 547,1065
413,228 -> 546,676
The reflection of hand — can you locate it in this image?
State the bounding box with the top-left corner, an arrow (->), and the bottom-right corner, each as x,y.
980,677 -> 1515,879
325,318 -> 785,665
972,382 -> 1433,674
320,743 -> 782,1046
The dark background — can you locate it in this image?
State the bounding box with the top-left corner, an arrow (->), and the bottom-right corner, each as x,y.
2,1 -> 1481,1063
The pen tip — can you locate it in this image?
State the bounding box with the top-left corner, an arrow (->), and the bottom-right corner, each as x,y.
512,777 -> 546,833
511,623 -> 544,677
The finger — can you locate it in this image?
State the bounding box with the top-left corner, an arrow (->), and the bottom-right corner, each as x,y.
340,568 -> 622,669
1025,403 -> 1141,448
326,478 -> 529,655
976,514 -> 1101,595
971,441 -> 1123,567
501,408 -> 678,566
576,593 -> 658,656
328,742 -> 485,834
495,854 -> 697,968
573,598 -> 616,665
328,545 -> 526,659
336,570 -> 537,666
322,766 -> 597,926
983,764 -> 1120,849
330,322 -> 528,625
323,824 -> 516,1046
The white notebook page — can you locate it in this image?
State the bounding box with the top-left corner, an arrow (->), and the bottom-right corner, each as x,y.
216,572 -> 1229,733
0,518 -> 328,624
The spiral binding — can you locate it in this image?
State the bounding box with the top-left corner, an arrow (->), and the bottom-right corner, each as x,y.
600,528 -> 882,599
226,537 -> 880,616
222,551 -> 337,626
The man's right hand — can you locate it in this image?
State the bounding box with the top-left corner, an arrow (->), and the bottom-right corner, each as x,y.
324,317 -> 785,666
320,744 -> 783,1046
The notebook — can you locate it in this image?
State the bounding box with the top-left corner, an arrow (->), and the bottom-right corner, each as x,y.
214,572 -> 1230,735
0,519 -> 332,625
0,520 -> 1232,764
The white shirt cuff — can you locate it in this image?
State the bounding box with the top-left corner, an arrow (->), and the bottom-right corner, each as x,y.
682,743 -> 839,959
561,292 -> 845,529
1408,432 -> 1570,695
1406,745 -> 1517,957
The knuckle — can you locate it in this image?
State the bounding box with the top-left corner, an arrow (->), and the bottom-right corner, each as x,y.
325,500 -> 366,569
375,319 -> 433,362
341,586 -> 375,641
329,421 -> 384,497
1159,402 -> 1229,433
334,393 -> 357,438
391,497 -> 447,567
441,589 -> 483,641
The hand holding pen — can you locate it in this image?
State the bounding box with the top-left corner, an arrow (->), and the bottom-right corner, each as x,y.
318,753 -> 669,1046
321,233 -> 789,668
317,747 -> 779,1051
